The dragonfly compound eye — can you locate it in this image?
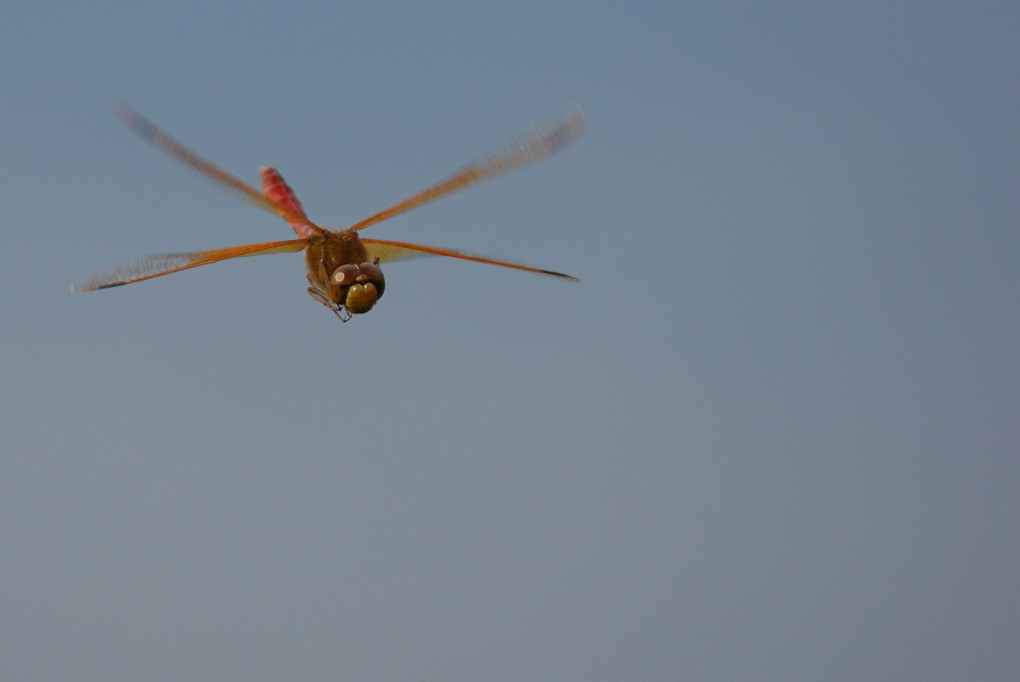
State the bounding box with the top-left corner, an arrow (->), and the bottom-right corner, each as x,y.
332,264 -> 362,285
357,262 -> 385,299
344,281 -> 379,314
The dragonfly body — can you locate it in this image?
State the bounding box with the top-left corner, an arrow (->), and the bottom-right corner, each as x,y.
261,166 -> 384,315
305,228 -> 385,316
75,104 -> 584,321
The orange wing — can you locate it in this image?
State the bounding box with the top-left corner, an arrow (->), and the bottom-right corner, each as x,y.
363,238 -> 578,281
73,239 -> 306,292
116,103 -> 324,232
349,108 -> 585,232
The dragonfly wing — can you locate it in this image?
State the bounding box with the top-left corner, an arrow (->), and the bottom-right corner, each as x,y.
362,238 -> 578,281
362,240 -> 431,264
350,108 -> 585,232
116,103 -> 324,231
74,239 -> 306,292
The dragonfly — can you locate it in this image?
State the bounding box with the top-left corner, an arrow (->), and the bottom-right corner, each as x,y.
74,104 -> 584,320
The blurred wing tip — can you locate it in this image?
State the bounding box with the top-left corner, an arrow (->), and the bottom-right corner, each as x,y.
534,267 -> 580,282
71,278 -> 96,293
550,106 -> 586,140
72,280 -> 120,293
564,105 -> 586,128
113,100 -> 143,126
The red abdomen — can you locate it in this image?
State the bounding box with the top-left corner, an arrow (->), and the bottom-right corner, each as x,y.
261,166 -> 318,238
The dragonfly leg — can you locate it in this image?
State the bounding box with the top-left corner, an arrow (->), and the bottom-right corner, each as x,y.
307,287 -> 350,322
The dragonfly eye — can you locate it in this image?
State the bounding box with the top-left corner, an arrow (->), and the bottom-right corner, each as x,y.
332,264 -> 362,285
357,261 -> 385,299
344,281 -> 379,314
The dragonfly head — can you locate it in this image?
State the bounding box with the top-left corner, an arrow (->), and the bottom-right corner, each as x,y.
331,261 -> 386,315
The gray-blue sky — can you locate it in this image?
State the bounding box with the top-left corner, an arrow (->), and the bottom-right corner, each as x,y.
2,2 -> 1018,680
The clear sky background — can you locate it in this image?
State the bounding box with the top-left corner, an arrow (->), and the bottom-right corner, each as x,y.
2,2 -> 1018,680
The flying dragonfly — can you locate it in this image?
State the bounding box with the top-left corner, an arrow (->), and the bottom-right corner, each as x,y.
74,104 -> 584,320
